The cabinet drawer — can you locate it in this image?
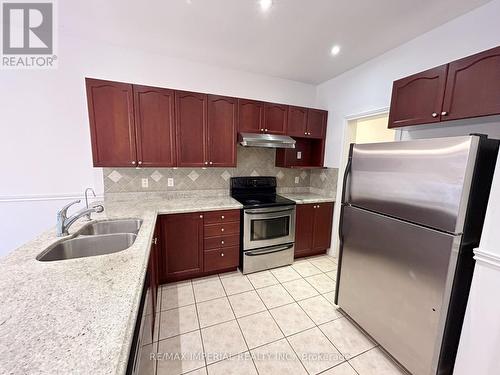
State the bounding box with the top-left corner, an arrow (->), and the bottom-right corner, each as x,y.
204,246 -> 239,272
204,222 -> 240,237
204,209 -> 240,224
204,234 -> 240,250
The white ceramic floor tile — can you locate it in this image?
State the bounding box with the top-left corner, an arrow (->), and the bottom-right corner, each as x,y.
207,352 -> 258,375
309,257 -> 337,272
161,284 -> 195,310
247,270 -> 279,289
282,278 -> 319,301
292,261 -> 323,277
305,273 -> 336,294
185,367 -> 208,375
228,290 -> 266,318
251,338 -> 307,375
193,279 -> 226,303
269,303 -> 315,336
201,320 -> 248,364
288,327 -> 344,374
270,266 -> 302,283
320,317 -> 376,359
321,362 -> 358,375
238,310 -> 284,349
256,284 -> 294,309
192,274 -> 221,285
163,280 -> 192,289
196,297 -> 235,328
219,269 -> 243,279
159,304 -> 199,340
298,295 -> 342,325
325,270 -> 337,281
156,330 -> 205,375
349,347 -> 407,375
221,275 -> 254,295
323,291 -> 337,305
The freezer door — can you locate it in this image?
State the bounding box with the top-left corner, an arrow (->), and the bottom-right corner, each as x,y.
347,135 -> 478,233
337,206 -> 461,375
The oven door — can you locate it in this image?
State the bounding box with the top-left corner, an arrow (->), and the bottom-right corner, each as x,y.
243,205 -> 296,250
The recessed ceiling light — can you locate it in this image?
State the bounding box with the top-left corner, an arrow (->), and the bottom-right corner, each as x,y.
259,0 -> 273,12
330,45 -> 341,56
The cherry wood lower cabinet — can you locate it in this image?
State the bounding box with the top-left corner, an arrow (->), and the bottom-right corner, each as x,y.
294,202 -> 334,258
158,209 -> 240,283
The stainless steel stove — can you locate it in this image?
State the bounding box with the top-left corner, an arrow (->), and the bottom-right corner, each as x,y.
230,176 -> 296,274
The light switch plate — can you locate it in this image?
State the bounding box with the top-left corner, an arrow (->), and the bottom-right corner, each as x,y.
167,178 -> 174,187
141,178 -> 149,188
295,176 -> 300,184
297,151 -> 302,159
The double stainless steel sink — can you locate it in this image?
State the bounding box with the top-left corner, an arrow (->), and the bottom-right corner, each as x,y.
37,219 -> 142,262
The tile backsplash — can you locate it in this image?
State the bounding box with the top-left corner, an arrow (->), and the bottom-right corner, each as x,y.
103,146 -> 337,197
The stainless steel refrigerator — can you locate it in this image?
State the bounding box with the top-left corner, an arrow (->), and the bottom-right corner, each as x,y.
335,135 -> 499,375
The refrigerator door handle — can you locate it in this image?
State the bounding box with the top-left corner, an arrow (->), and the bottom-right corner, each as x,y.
341,144 -> 354,205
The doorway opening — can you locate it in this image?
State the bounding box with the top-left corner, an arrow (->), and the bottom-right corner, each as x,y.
330,111 -> 399,257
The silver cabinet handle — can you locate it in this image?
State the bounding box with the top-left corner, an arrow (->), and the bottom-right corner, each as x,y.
441,111 -> 448,116
221,228 -> 225,232
204,161 -> 208,165
209,161 -> 213,165
221,252 -> 225,257
304,132 -> 307,135
221,240 -> 225,245
264,128 -> 268,132
221,215 -> 225,219
138,161 -> 142,165
260,129 -> 264,132
199,214 -> 203,219
132,161 -> 136,165
432,112 -> 438,118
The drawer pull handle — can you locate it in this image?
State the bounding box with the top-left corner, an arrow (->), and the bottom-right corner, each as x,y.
200,215 -> 203,219
221,215 -> 225,219
221,240 -> 225,245
221,228 -> 225,232
221,253 -> 225,257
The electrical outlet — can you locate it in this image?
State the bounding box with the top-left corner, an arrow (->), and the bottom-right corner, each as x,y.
141,178 -> 149,188
295,176 -> 300,184
297,151 -> 302,160
167,178 -> 174,187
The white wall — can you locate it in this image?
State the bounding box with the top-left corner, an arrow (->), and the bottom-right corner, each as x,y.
316,0 -> 500,168
0,34 -> 316,257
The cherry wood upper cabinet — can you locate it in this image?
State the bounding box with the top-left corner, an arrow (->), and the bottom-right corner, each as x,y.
264,103 -> 288,135
388,65 -> 448,128
175,91 -> 207,167
133,85 -> 176,167
442,46 -> 500,122
307,109 -> 328,139
160,212 -> 204,282
287,106 -> 308,137
86,78 -> 137,167
207,95 -> 237,167
238,99 -> 264,133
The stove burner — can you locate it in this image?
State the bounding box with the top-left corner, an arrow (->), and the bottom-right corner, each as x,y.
244,199 -> 261,204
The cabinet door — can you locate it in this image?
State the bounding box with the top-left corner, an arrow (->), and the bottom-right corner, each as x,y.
307,109 -> 327,139
175,91 -> 207,167
161,213 -> 204,281
85,78 -> 137,167
238,99 -> 264,133
312,202 -> 334,251
294,204 -> 315,257
442,46 -> 500,122
287,106 -> 308,137
134,85 -> 176,167
207,95 -> 237,167
388,65 -> 448,128
264,103 -> 288,135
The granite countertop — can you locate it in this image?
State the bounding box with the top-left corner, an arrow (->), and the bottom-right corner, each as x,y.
281,192 -> 336,204
0,195 -> 242,375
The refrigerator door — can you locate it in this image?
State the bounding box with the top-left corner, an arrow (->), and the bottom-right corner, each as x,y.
337,206 -> 461,375
347,135 -> 479,233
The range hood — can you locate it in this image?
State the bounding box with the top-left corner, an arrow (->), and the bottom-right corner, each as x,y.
239,132 -> 296,149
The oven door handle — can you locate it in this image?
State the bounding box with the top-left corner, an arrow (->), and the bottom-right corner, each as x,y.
245,244 -> 294,256
245,207 -> 295,214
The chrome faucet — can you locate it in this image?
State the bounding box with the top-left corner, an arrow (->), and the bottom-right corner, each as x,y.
56,199 -> 104,237
84,187 -> 97,221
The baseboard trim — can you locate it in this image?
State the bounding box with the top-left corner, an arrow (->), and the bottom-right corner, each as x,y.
0,193 -> 104,203
474,248 -> 500,271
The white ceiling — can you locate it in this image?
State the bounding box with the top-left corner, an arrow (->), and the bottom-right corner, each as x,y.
61,0 -> 491,84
